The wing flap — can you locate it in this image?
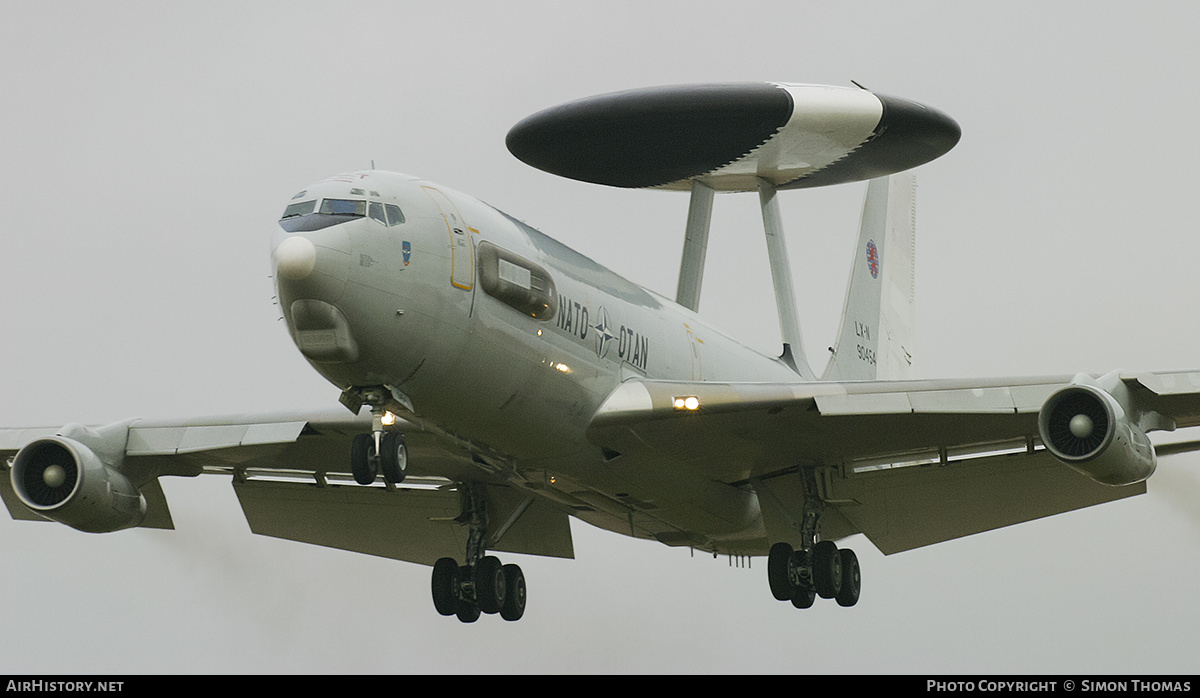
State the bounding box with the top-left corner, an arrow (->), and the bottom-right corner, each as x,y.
233,479 -> 574,565
828,450 -> 1144,554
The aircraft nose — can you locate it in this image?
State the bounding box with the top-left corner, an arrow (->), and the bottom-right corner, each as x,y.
274,235 -> 317,281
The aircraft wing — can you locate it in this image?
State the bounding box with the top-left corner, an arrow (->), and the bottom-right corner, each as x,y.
0,409 -> 575,565
586,370 -> 1200,554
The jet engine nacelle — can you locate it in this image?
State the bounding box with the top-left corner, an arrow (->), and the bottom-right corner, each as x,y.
1037,384 -> 1156,486
10,436 -> 146,533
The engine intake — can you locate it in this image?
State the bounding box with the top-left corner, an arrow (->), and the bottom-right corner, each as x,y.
11,437 -> 146,533
1038,384 -> 1156,486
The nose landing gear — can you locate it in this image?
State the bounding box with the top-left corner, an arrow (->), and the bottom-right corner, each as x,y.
349,394 -> 408,485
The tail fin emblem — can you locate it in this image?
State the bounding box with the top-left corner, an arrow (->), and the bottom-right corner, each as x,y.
866,240 -> 879,279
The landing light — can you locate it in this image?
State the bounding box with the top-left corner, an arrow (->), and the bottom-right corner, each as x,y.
554,363 -> 571,373
381,412 -> 397,426
673,396 -> 701,411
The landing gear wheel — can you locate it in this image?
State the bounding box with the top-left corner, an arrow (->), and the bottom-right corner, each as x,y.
768,542 -> 798,601
350,434 -> 376,484
350,433 -> 378,485
500,564 -> 526,621
456,600 -> 480,623
379,432 -> 408,484
811,540 -> 843,599
474,555 -> 506,615
791,586 -> 816,609
835,548 -> 861,607
431,557 -> 460,616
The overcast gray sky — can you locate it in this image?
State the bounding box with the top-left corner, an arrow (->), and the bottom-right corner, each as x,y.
2,1 -> 1200,674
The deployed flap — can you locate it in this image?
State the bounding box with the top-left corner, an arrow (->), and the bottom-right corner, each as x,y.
233,480 -> 573,565
827,450 -> 1144,554
824,173 -> 916,381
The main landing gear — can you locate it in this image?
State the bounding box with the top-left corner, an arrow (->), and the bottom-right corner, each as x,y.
767,540 -> 860,609
766,467 -> 861,609
432,555 -> 527,622
429,483 -> 527,623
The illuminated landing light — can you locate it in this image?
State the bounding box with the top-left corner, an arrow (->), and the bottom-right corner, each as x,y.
673,396 -> 701,411
554,363 -> 572,373
537,329 -> 543,336
381,412 -> 397,426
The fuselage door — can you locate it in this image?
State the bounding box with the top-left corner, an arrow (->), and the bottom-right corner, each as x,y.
422,186 -> 474,290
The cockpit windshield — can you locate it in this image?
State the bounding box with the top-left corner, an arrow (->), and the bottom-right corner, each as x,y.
281,200 -> 316,219
279,197 -> 406,233
319,199 -> 366,216
279,198 -> 366,232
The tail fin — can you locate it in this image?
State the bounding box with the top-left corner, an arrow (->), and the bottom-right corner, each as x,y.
822,173 -> 916,381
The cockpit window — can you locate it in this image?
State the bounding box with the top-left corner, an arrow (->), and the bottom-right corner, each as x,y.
319,198 -> 366,216
385,204 -> 405,226
279,197 -> 367,232
369,202 -> 387,225
281,200 -> 317,219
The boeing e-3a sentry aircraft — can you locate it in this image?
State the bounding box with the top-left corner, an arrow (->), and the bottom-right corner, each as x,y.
4,82 -> 1200,623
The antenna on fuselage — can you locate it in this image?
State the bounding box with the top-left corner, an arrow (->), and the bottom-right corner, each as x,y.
505,81 -> 959,378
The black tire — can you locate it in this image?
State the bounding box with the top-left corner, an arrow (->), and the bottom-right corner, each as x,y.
350,433 -> 378,485
380,432 -> 408,484
791,586 -> 816,609
835,548 -> 861,607
474,555 -> 506,614
431,557 -> 460,616
811,540 -> 842,599
767,542 -> 796,601
500,564 -> 526,621
456,600 -> 480,623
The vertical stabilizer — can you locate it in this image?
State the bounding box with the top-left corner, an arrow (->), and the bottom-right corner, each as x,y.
822,173 -> 916,381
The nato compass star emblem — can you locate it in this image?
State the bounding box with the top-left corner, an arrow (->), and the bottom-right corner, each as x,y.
592,307 -> 618,359
866,240 -> 879,279
402,241 -> 412,266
